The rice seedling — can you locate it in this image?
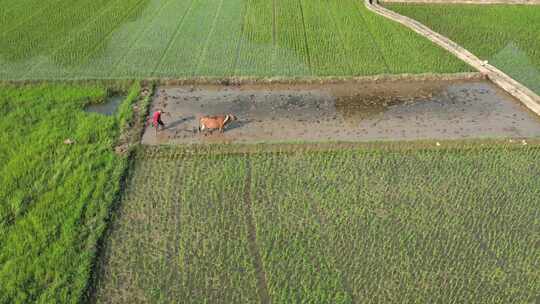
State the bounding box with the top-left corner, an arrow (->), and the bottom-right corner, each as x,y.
0,82 -> 141,304
0,0 -> 470,80
95,144 -> 540,303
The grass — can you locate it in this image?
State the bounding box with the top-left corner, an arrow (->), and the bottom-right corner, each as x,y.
0,0 -> 471,80
94,144 -> 540,303
385,4 -> 540,95
0,82 -> 143,304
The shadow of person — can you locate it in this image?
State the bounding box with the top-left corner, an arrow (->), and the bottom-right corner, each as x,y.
166,116 -> 195,129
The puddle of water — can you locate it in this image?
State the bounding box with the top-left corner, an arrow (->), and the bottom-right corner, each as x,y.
85,95 -> 125,116
142,80 -> 540,144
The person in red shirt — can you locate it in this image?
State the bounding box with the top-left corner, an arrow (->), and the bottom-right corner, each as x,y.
152,110 -> 166,134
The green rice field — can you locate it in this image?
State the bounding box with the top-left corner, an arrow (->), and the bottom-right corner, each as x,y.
94,145 -> 540,303
0,83 -> 143,303
386,4 -> 540,95
2,1 -> 540,303
0,0 -> 470,80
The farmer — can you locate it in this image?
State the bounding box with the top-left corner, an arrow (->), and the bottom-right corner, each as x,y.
152,110 -> 166,134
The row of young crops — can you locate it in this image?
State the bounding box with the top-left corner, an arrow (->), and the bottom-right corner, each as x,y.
386,4 -> 540,95
0,0 -> 470,80
95,146 -> 540,303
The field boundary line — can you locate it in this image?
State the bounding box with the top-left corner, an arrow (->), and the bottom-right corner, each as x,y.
0,71 -> 482,83
243,158 -> 271,304
379,0 -> 540,4
365,0 -> 540,116
297,0 -> 313,75
194,0 -> 225,75
151,0 -> 196,76
140,138 -> 540,157
146,71 -> 483,85
108,0 -> 175,77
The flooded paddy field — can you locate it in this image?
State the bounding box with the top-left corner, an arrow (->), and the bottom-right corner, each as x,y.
85,95 -> 125,116
142,80 -> 540,144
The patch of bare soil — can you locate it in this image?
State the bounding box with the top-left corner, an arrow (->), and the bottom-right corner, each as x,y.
142,80 -> 540,144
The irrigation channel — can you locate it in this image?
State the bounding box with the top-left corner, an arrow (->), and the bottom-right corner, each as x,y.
142,79 -> 540,144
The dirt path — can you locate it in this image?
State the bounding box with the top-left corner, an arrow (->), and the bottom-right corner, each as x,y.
142,80 -> 540,144
366,0 -> 540,117
379,0 -> 540,4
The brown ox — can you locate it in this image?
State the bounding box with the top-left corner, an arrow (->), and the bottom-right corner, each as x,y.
198,114 -> 237,133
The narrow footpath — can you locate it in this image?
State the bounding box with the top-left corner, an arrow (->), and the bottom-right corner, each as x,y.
379,0 -> 540,4
365,0 -> 540,116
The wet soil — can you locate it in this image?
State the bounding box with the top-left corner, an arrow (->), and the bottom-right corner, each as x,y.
85,95 -> 125,116
142,80 -> 540,144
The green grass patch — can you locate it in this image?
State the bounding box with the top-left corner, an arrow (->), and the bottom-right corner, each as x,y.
0,0 -> 470,80
0,82 -> 141,303
95,144 -> 540,303
385,4 -> 540,95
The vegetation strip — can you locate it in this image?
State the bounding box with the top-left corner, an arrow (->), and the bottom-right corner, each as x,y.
366,0 -> 540,116
243,158 -> 271,304
142,72 -> 484,86
141,138 -> 540,157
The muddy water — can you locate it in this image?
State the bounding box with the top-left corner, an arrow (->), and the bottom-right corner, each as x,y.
85,96 -> 125,116
142,80 -> 540,144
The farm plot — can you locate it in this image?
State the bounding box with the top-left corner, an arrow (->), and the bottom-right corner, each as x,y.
95,145 -> 540,303
0,0 -> 471,80
0,82 -> 141,303
93,152 -> 259,303
142,80 -> 540,144
386,4 -> 540,95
